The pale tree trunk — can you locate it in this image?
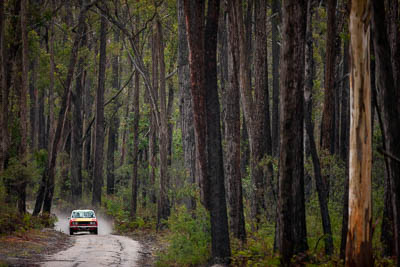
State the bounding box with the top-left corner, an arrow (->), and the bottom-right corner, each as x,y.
345,0 -> 373,265
372,0 -> 400,264
92,12 -> 107,207
226,0 -> 246,242
278,0 -> 308,264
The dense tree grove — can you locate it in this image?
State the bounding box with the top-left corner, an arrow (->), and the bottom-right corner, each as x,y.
1,0 -> 400,265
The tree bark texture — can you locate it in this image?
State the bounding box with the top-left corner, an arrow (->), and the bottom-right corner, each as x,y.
233,0 -> 268,224
177,0 -> 196,211
371,0 -> 400,264
0,0 -> 7,172
271,0 -> 281,156
345,1 -> 373,265
92,12 -> 107,207
321,0 -> 337,155
226,0 -> 246,241
278,0 -> 308,264
184,0 -> 231,263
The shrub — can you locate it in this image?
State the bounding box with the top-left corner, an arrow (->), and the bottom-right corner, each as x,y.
156,205 -> 211,267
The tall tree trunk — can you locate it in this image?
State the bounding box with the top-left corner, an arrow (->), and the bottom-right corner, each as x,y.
345,1 -> 373,265
304,0 -> 333,255
278,0 -> 308,264
184,0 -> 231,263
92,12 -> 107,207
156,18 -> 171,227
234,0 -> 268,225
177,0 -> 196,211
106,29 -> 120,196
271,0 -> 281,156
19,0 -> 29,214
371,0 -> 400,264
70,21 -> 87,203
0,0 -> 8,172
29,58 -> 38,150
226,0 -> 246,241
130,62 -> 140,218
320,0 -> 338,199
339,38 -> 350,260
386,0 -> 399,89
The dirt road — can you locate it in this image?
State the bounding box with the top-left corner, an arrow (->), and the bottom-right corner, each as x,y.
41,233 -> 141,267
41,213 -> 142,267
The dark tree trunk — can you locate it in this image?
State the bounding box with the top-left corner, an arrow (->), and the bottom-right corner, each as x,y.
177,0 -> 196,211
184,0 -> 231,263
71,22 -> 87,203
386,0 -> 399,90
0,0 -> 7,172
130,64 -> 140,218
92,12 -> 107,207
371,0 -> 400,264
339,39 -> 350,260
234,0 -> 268,225
278,0 -> 308,264
19,0 -> 29,214
271,0 -> 281,156
106,29 -> 120,196
304,0 -> 333,255
29,58 -> 38,150
321,0 -> 337,155
156,19 -> 170,227
226,0 -> 246,241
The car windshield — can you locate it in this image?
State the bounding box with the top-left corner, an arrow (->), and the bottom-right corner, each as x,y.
72,211 -> 95,218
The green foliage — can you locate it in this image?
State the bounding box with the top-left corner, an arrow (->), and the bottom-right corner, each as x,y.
156,205 -> 211,267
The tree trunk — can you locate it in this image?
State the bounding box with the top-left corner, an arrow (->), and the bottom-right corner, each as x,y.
92,12 -> 107,207
271,0 -> 281,156
19,0 -> 29,214
371,0 -> 400,264
226,0 -> 246,241
184,0 -> 231,263
304,0 -> 333,255
178,0 -> 196,211
0,0 -> 7,172
106,29 -> 120,196
156,18 -> 171,227
130,62 -> 140,218
345,1 -> 373,265
71,22 -> 87,203
339,38 -> 350,260
234,0 -> 267,224
278,0 -> 308,264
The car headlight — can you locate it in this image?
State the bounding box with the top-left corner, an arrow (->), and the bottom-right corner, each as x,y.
90,221 -> 96,225
72,222 -> 78,225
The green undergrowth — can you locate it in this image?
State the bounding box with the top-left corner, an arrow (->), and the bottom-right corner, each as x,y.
0,206 -> 56,236
156,205 -> 211,267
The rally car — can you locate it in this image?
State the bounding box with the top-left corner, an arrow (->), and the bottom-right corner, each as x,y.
69,209 -> 98,235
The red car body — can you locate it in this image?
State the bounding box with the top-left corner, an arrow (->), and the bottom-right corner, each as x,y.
69,209 -> 98,235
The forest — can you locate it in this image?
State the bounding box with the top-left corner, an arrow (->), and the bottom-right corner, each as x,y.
0,0 -> 399,266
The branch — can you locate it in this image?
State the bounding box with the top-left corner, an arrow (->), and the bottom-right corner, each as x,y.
378,147 -> 400,163
81,68 -> 136,143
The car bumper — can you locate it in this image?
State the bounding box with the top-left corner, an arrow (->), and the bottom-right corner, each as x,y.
70,226 -> 97,231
